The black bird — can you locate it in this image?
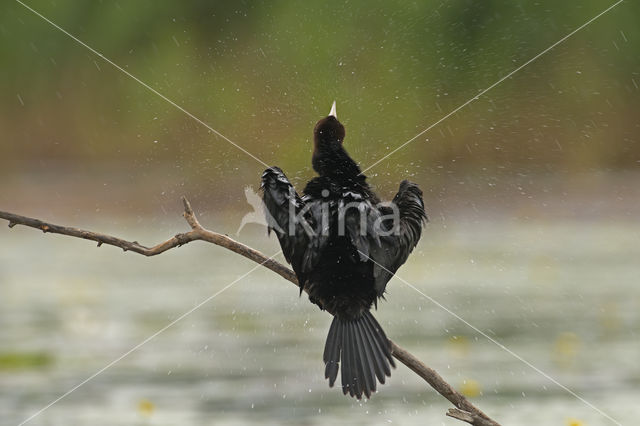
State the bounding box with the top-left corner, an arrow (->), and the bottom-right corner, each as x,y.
261,102 -> 427,399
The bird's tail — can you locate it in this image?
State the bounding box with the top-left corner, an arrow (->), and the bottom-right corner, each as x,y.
323,311 -> 395,399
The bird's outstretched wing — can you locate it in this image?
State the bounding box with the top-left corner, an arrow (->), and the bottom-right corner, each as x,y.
368,180 -> 427,296
261,167 -> 323,287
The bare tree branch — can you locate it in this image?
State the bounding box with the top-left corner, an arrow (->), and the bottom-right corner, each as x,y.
391,343 -> 498,425
0,198 -> 295,284
0,198 -> 500,426
447,408 -> 499,426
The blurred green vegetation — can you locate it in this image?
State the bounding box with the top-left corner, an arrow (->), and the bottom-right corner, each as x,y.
0,0 -> 638,183
0,351 -> 52,370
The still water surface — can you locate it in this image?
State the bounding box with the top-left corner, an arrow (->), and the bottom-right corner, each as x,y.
1,218 -> 638,425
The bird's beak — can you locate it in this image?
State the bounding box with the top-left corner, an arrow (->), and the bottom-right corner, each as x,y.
329,101 -> 337,118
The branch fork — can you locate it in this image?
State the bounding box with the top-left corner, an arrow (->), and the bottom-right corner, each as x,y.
0,198 -> 499,426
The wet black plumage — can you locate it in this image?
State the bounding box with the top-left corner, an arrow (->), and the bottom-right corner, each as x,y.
261,103 -> 427,399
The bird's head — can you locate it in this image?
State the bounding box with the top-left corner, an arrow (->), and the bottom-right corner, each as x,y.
313,101 -> 345,147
